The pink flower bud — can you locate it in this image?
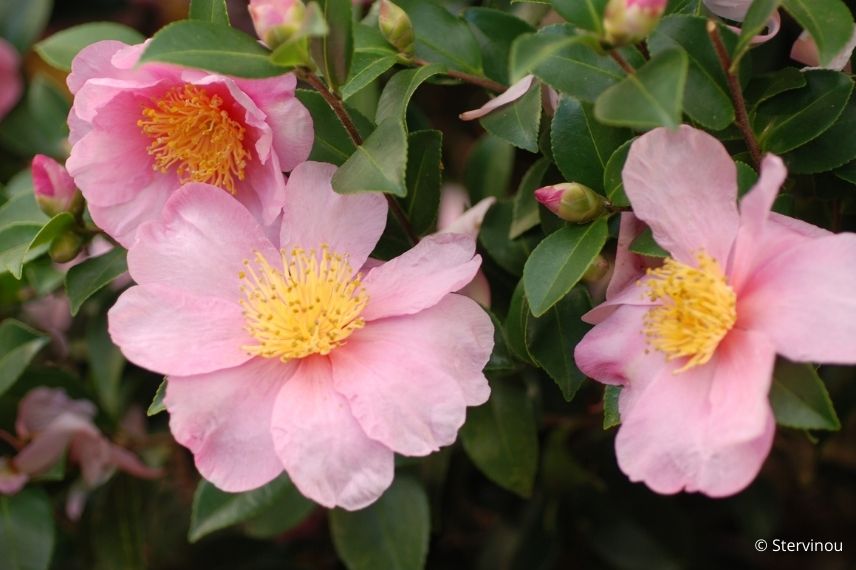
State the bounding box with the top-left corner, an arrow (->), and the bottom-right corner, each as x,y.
535,183 -> 608,223
31,155 -> 83,217
248,0 -> 307,49
379,0 -> 414,54
603,0 -> 667,47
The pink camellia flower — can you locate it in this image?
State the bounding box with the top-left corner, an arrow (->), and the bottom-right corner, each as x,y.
0,38 -> 22,120
108,162 -> 493,509
575,125 -> 856,497
65,40 -> 313,247
248,0 -> 307,49
32,155 -> 84,217
11,388 -> 161,517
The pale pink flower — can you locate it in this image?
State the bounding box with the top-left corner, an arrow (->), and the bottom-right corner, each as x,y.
32,155 -> 83,216
0,38 -> 22,120
108,162 -> 493,510
65,40 -> 314,247
575,126 -> 856,497
459,75 -> 535,121
11,388 -> 161,517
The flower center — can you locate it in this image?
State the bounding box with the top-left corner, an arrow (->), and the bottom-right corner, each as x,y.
138,84 -> 250,195
239,246 -> 368,361
641,252 -> 736,373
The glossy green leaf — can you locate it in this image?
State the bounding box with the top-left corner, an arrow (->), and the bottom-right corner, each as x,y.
0,489 -> 55,570
465,134 -> 514,201
330,477 -> 429,570
296,89 -> 373,165
86,312 -> 126,419
332,118 -> 408,196
505,280 -> 535,365
755,69 -> 853,154
603,385 -> 621,429
147,379 -> 167,417
770,360 -> 840,431
551,0 -> 609,34
0,0 -> 51,52
552,97 -> 630,192
241,490 -> 315,539
0,76 -> 71,159
140,21 -> 282,78
189,0 -> 230,25
190,475 -> 310,542
0,193 -> 47,228
595,48 -> 689,129
8,213 -> 74,279
523,218 -> 608,316
376,65 -> 444,124
784,95 -> 856,174
0,320 -> 49,398
510,157 -> 551,239
341,54 -> 398,100
745,67 -> 806,110
311,0 -> 353,89
629,227 -> 669,258
460,377 -> 538,496
480,200 -> 539,276
65,247 -> 128,316
35,23 -> 145,71
526,286 -> 592,401
395,0 -> 483,75
403,130 -> 443,235
0,225 -> 43,277
480,80 -> 542,152
732,0 -> 781,69
781,0 -> 855,68
464,7 -> 534,84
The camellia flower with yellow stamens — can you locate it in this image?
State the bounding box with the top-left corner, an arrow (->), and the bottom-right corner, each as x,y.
574,125 -> 856,497
107,161 -> 494,509
65,40 -> 313,246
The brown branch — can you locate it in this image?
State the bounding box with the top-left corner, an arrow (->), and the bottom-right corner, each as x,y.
609,50 -> 636,74
412,58 -> 506,93
707,20 -> 762,169
297,69 -> 419,245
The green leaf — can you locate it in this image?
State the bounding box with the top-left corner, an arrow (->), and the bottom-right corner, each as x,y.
755,69 -> 853,154
65,247 -> 128,316
551,0 -> 609,34
595,48 -> 689,129
0,489 -> 55,570
629,227 -> 669,258
780,0 -> 855,68
0,0 -> 51,52
505,280 -> 535,365
745,67 -> 807,111
376,65 -> 444,124
510,157 -> 551,239
0,320 -> 49,399
86,312 -> 126,419
330,478 -> 429,570
0,193 -> 47,229
523,218 -> 608,316
526,286 -> 592,400
403,130 -> 443,235
311,0 -> 353,89
732,0 -> 781,69
648,16 -> 735,130
35,23 -> 145,71
0,225 -> 44,278
9,213 -> 75,279
241,490 -> 315,539
464,8 -> 534,84
551,97 -> 629,192
784,94 -> 856,174
395,0 -> 483,75
0,76 -> 70,159
480,80 -> 542,152
189,475 -> 310,542
296,89 -> 373,165
736,161 -> 759,196
332,118 -> 408,196
770,360 -> 840,431
460,377 -> 538,496
603,385 -> 621,429
480,199 -> 539,276
342,55 -> 398,101
464,134 -> 514,201
189,0 -> 230,25
140,21 -> 283,78
147,379 -> 167,417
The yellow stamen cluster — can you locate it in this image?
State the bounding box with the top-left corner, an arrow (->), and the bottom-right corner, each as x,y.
240,246 -> 368,361
641,252 -> 737,373
138,84 -> 250,195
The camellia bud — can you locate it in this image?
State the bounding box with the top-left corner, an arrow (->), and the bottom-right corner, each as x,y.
603,0 -> 666,47
32,155 -> 84,218
379,0 -> 414,55
248,0 -> 307,50
534,183 -> 608,223
49,230 -> 85,264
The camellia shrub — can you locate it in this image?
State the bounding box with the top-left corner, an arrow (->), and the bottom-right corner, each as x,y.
1,0 -> 855,567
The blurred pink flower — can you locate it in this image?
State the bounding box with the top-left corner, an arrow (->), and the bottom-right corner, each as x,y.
575,126 -> 856,497
11,388 -> 160,516
108,162 -> 493,510
32,155 -> 83,217
0,457 -> 27,495
0,38 -> 22,120
66,40 -> 314,246
22,294 -> 73,356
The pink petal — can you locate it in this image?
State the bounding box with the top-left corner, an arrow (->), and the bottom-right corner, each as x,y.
440,197 -> 496,238
0,38 -> 22,120
13,414 -> 100,475
605,213 -> 656,300
738,232 -> 856,364
702,0 -> 751,21
128,183 -> 279,300
166,358 -> 293,492
16,388 -> 95,438
87,176 -> 174,248
330,295 -> 492,456
271,356 -> 394,510
459,75 -> 535,121
279,161 -> 387,270
436,185 -> 468,231
109,284 -> 253,376
728,154 -> 788,291
70,434 -> 113,486
622,125 -> 739,265
67,40 -> 147,93
791,28 -> 856,71
109,445 -> 162,479
0,457 -> 28,495
361,233 -> 481,321
615,329 -> 776,497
